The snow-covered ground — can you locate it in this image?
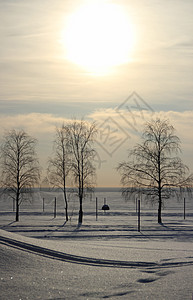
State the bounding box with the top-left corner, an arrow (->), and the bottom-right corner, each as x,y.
0,189 -> 193,299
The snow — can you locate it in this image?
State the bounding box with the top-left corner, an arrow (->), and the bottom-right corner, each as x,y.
0,189 -> 193,299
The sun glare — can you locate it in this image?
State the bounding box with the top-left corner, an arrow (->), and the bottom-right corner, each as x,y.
61,3 -> 135,75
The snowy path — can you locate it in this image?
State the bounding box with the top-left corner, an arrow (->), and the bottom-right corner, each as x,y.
0,228 -> 193,269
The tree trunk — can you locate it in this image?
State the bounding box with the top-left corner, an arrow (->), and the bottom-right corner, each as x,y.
16,158 -> 20,222
158,189 -> 162,224
63,190 -> 68,222
78,194 -> 83,224
78,168 -> 83,224
16,194 -> 19,222
158,152 -> 162,224
65,200 -> 68,222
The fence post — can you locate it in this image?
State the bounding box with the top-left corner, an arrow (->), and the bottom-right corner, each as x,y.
96,197 -> 98,221
54,197 -> 57,218
184,197 -> 186,220
138,199 -> 140,232
43,198 -> 45,213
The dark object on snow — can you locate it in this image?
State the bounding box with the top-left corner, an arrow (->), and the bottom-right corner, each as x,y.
102,204 -> 110,211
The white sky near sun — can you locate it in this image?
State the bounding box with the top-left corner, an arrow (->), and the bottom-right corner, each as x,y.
0,0 -> 193,186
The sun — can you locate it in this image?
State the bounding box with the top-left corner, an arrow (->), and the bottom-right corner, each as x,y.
61,3 -> 135,75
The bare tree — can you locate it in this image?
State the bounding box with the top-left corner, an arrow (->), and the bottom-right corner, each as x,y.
117,118 -> 192,224
47,124 -> 70,222
67,119 -> 97,224
0,129 -> 40,221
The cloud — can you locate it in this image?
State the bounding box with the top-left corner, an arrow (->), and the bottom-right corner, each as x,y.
164,38 -> 193,50
0,109 -> 192,156
0,113 -> 74,174
0,112 -> 56,135
89,108 -> 193,164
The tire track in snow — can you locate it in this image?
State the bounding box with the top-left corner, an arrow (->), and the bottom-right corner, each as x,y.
0,235 -> 157,269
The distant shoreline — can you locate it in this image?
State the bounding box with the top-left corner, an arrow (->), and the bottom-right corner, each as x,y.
0,187 -> 122,194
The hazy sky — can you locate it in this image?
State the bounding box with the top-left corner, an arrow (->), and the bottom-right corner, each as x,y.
0,0 -> 193,187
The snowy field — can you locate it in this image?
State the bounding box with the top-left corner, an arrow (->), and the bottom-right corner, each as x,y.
0,188 -> 193,300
